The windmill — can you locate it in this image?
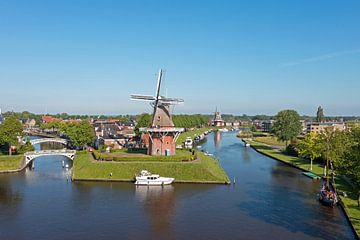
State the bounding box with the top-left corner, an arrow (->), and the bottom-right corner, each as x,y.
130,69 -> 184,156
211,107 -> 224,127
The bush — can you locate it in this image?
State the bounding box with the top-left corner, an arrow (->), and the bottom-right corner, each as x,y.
284,144 -> 298,157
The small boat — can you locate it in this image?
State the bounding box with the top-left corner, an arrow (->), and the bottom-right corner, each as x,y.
218,128 -> 229,132
302,172 -> 321,180
319,183 -> 338,207
245,143 -> 250,147
135,170 -> 174,186
204,151 -> 213,156
184,137 -> 193,149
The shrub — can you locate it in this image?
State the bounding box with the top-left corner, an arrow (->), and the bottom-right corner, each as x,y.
284,144 -> 298,157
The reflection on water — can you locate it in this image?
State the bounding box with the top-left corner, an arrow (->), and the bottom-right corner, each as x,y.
214,131 -> 222,149
136,185 -> 176,238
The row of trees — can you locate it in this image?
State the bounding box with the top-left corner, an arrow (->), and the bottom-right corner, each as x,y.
3,111 -> 42,125
172,114 -> 209,128
298,128 -> 360,185
271,109 -> 360,185
41,121 -> 95,149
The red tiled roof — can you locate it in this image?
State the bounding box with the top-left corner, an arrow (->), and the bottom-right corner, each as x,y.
42,116 -> 63,123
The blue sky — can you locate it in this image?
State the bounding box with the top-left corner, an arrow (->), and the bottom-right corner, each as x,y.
0,1 -> 359,116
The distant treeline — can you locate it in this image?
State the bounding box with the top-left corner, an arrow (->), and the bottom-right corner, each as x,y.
2,111 -> 360,125
173,115 -> 209,128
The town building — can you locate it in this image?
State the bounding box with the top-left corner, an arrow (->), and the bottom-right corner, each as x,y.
262,120 -> 274,132
93,119 -> 135,149
306,122 -> 346,134
24,119 -> 36,129
42,115 -> 63,123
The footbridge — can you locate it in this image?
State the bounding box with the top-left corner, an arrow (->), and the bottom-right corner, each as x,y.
24,150 -> 76,165
29,138 -> 68,146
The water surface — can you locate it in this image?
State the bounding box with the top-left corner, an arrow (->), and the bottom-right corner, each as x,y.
0,133 -> 355,239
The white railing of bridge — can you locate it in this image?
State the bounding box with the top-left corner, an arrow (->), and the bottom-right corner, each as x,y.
24,149 -> 76,165
29,138 -> 68,145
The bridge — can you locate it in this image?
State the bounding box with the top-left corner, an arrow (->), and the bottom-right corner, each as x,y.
24,129 -> 59,138
24,150 -> 76,165
29,138 -> 68,146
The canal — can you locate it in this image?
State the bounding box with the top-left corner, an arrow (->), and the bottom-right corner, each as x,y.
0,132 -> 356,239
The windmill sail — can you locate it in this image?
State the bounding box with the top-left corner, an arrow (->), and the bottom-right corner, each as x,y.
130,69 -> 183,127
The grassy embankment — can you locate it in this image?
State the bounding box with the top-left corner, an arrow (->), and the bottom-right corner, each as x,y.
247,137 -> 360,238
252,136 -> 286,148
0,155 -> 24,171
248,139 -> 323,175
73,150 -> 229,184
333,178 -> 360,237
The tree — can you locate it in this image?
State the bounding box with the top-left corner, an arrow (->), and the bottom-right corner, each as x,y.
64,121 -> 95,149
0,116 -> 24,155
250,125 -> 257,132
316,106 -> 325,123
272,109 -> 302,147
135,113 -> 151,136
298,132 -> 323,170
344,128 -> 360,185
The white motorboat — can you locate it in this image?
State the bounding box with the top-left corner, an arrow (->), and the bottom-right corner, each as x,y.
135,170 -> 174,186
218,128 -> 229,132
184,137 -> 193,149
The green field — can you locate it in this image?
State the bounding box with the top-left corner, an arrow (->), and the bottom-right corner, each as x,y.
72,151 -> 229,184
0,155 -> 24,171
176,127 -> 213,145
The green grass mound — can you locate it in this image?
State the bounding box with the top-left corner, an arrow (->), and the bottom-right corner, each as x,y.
92,149 -> 196,162
73,151 -> 229,184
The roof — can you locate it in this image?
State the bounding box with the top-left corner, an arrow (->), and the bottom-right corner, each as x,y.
42,116 -> 63,123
